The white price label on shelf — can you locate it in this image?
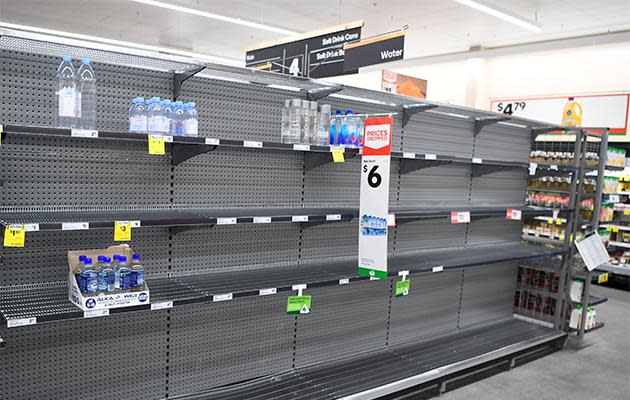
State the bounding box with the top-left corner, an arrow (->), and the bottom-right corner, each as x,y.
609,195 -> 620,203
506,209 -> 522,221
529,162 -> 538,176
205,138 -> 220,145
259,288 -> 277,296
450,211 -> 470,224
71,129 -> 98,138
339,278 -> 350,285
432,266 -> 444,273
424,154 -> 437,160
326,214 -> 341,221
151,301 -> 173,310
293,144 -> 310,151
402,152 -> 415,159
292,215 -> 308,222
217,217 -> 237,225
472,157 -> 483,164
243,140 -> 263,148
62,222 -> 89,231
24,223 -> 39,232
130,220 -> 141,228
387,214 -> 396,227
163,135 -> 173,143
7,317 -> 37,328
550,164 -> 558,170
253,216 -> 272,224
84,309 -> 109,318
213,293 -> 233,302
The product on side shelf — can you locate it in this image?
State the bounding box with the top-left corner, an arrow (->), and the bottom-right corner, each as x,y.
522,219 -> 566,241
528,150 -> 599,166
603,176 -> 620,194
607,146 -> 626,168
69,244 -> 150,311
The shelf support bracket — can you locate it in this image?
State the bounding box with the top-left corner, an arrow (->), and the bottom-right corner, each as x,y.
173,65 -> 206,101
0,335 -> 5,351
531,125 -> 561,137
473,116 -> 510,136
304,151 -> 357,170
402,103 -> 439,127
306,85 -> 343,101
171,144 -> 218,166
400,159 -> 451,174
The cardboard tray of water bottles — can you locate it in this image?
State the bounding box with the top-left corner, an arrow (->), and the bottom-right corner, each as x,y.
68,244 -> 150,311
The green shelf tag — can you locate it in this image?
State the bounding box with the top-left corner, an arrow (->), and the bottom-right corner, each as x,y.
395,280 -> 410,297
287,295 -> 311,315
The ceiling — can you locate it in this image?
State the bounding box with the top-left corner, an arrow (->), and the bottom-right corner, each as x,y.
0,0 -> 629,64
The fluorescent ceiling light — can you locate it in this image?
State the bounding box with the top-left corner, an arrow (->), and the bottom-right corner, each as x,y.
454,0 -> 542,33
129,0 -> 299,36
0,21 -> 242,66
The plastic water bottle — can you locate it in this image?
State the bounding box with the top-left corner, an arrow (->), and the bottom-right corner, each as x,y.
75,255 -> 87,292
81,257 -> 98,294
147,97 -> 163,134
300,100 -> 310,143
118,256 -> 131,291
130,253 -> 145,291
332,111 -> 343,145
281,99 -> 290,142
357,116 -> 364,147
345,110 -> 358,148
54,55 -> 78,128
129,97 -> 147,133
308,101 -> 318,143
76,58 -> 96,129
184,102 -> 198,136
173,101 -> 186,136
112,254 -> 121,289
315,104 -> 331,145
285,99 -> 302,144
162,100 -> 174,135
97,256 -> 114,293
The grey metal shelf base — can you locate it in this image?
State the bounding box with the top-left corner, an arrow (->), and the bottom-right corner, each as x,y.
0,243 -> 565,327
1,124 -> 530,169
0,205 -> 571,233
569,322 -> 605,334
175,319 -> 565,400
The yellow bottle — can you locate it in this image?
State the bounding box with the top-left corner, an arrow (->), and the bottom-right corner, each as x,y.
562,97 -> 583,127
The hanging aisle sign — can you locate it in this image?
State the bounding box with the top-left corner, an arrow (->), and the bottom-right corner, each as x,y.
358,116 -> 392,279
343,31 -> 405,71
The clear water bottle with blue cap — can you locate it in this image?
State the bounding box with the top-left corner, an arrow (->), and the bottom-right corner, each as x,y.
162,100 -> 174,135
345,110 -> 358,148
97,256 -> 115,292
173,101 -> 186,136
130,253 -> 145,291
147,97 -> 164,134
112,254 -> 121,289
81,258 -> 98,294
129,97 -> 147,133
184,102 -> 198,136
75,255 -> 87,291
54,55 -> 78,128
76,57 -> 97,129
118,256 -> 132,291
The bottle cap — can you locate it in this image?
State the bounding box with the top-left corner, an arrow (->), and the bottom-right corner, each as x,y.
320,104 -> 331,113
79,255 -> 87,262
98,256 -> 106,262
81,57 -> 91,65
336,110 -> 342,115
310,101 -> 318,110
301,100 -> 310,108
85,258 -> 92,265
346,109 -> 353,115
62,55 -> 72,62
102,257 -> 111,263
132,253 -> 141,260
119,256 -> 127,263
291,99 -> 302,107
113,254 -> 121,261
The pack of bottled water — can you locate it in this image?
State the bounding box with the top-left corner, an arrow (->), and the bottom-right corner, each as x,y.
69,245 -> 149,311
129,97 -> 198,136
280,99 -> 364,148
54,55 -> 97,129
360,215 -> 387,236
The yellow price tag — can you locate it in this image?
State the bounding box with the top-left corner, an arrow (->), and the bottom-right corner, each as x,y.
555,219 -> 562,225
598,273 -> 609,284
148,134 -> 165,155
331,148 -> 345,163
4,224 -> 25,247
624,210 -> 630,216
613,227 -> 620,233
547,219 -> 553,224
114,221 -> 131,242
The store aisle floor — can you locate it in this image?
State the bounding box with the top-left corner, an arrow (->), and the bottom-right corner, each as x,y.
441,285 -> 630,400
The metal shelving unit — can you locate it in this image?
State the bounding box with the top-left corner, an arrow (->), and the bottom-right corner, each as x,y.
0,28 -> 574,399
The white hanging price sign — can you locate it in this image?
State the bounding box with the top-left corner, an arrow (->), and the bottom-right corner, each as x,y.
450,211 -> 470,224
506,209 -> 522,221
358,116 -> 392,280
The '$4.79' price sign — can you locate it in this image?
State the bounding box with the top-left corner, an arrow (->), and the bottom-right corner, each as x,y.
358,116 -> 392,280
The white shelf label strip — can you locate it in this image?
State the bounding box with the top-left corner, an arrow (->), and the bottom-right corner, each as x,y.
472,157 -> 483,164
259,288 -> 277,296
293,144 -> 310,151
25,223 -> 40,232
292,215 -> 308,222
62,222 -> 90,230
84,309 -> 109,318
130,220 -> 141,228
253,216 -> 272,224
217,217 -> 237,225
205,138 -> 220,145
326,214 -> 341,221
402,152 -> 415,159
432,266 -> 444,273
339,278 -> 350,285
7,317 -> 37,328
151,301 -> 173,310
244,140 -> 263,148
424,154 -> 437,160
71,129 -> 98,138
213,293 -> 233,302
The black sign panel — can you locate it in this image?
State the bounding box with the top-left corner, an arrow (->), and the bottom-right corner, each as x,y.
343,33 -> 405,71
245,25 -> 362,78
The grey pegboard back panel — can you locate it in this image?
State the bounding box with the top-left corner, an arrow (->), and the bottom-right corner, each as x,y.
294,281 -> 390,368
1,136 -> 172,207
0,312 -> 167,400
388,272 -> 462,347
470,168 -> 528,207
394,220 -> 467,254
303,157 -> 361,208
403,112 -> 474,158
466,217 -> 522,247
169,295 -> 294,397
474,123 -> 531,163
1,228 -> 170,285
300,221 -> 359,263
459,263 -> 518,328
173,149 -> 303,208
397,164 -> 471,207
171,224 -> 301,274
